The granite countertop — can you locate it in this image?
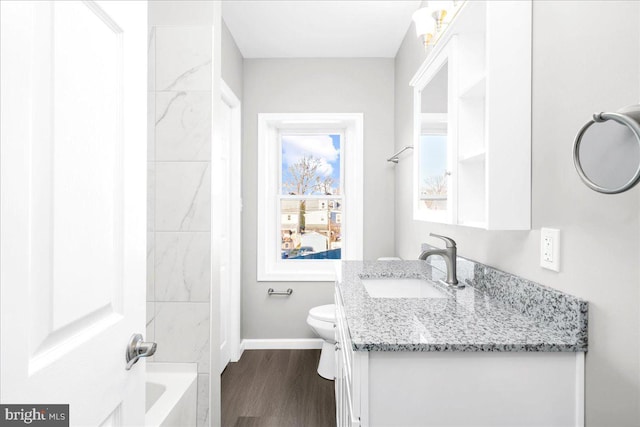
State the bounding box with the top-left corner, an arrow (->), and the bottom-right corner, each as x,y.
337,260 -> 588,352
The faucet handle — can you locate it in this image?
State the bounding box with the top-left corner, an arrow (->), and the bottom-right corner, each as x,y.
430,233 -> 456,248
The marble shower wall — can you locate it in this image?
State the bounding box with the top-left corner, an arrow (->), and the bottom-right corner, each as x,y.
147,26 -> 213,427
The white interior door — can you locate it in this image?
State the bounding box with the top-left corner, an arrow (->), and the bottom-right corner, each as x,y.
0,1 -> 148,426
217,81 -> 242,373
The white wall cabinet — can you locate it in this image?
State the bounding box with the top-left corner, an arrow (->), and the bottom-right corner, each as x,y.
412,1 -> 532,230
334,286 -> 584,427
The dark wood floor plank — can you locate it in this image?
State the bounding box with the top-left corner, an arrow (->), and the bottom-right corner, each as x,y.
222,349 -> 336,427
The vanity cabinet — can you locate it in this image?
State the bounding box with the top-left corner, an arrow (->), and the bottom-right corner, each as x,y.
412,1 -> 532,229
334,290 -> 360,427
334,284 -> 584,427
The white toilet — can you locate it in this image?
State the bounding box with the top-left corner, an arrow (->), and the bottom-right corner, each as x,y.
306,304 -> 336,380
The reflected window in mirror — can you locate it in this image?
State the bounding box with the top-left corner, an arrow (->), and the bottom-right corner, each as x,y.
420,115 -> 448,211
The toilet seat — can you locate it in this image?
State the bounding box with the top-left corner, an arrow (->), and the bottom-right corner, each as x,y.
308,304 -> 335,323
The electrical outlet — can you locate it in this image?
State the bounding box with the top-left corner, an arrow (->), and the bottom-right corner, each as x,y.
540,228 -> 560,272
543,236 -> 553,262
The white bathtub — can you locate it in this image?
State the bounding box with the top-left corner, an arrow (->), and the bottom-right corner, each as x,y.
146,363 -> 197,427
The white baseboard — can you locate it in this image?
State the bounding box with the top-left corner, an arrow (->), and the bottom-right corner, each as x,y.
236,340 -> 246,360
241,338 -> 324,351
229,341 -> 245,363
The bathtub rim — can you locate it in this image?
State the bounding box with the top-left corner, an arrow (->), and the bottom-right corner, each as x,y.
145,362 -> 197,427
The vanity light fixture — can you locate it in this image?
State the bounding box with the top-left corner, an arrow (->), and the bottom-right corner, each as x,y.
412,7 -> 436,48
412,1 -> 459,50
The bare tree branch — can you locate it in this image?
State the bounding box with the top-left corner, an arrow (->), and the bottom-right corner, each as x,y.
423,174 -> 447,195
315,175 -> 335,195
284,156 -> 322,195
284,155 -> 336,195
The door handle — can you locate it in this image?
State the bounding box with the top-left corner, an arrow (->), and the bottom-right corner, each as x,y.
125,333 -> 157,370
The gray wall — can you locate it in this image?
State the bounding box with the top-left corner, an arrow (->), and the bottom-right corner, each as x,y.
394,1 -> 640,425
242,58 -> 395,338
221,20 -> 243,99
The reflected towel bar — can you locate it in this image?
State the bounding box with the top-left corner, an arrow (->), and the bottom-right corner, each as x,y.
267,288 -> 293,296
387,145 -> 414,163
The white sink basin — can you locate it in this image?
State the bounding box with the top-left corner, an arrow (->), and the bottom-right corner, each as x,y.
361,278 -> 448,299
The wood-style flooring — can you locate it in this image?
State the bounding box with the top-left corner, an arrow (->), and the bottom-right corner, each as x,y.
221,350 -> 336,427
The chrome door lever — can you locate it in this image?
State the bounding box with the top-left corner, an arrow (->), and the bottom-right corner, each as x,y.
125,333 -> 157,370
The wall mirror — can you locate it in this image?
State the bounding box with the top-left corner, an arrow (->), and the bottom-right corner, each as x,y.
412,38 -> 456,223
409,1 -> 532,229
574,106 -> 640,194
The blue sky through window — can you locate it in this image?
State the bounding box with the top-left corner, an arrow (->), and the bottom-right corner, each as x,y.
420,134 -> 447,183
281,134 -> 341,195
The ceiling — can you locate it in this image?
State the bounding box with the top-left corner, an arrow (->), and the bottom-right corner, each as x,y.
222,1 -> 422,58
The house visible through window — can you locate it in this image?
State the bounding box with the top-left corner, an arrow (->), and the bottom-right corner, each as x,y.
280,133 -> 343,260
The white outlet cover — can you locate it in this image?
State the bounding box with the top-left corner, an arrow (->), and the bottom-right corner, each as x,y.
542,236 -> 553,262
540,228 -> 560,272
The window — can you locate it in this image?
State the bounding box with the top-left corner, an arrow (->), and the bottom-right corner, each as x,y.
280,133 -> 342,260
258,114 -> 363,281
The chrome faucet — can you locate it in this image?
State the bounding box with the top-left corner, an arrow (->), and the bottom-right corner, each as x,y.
418,233 -> 463,289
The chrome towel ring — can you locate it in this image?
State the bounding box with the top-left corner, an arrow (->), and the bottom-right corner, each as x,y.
573,105 -> 640,194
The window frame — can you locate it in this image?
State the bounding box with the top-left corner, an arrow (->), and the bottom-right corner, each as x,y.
257,113 -> 363,282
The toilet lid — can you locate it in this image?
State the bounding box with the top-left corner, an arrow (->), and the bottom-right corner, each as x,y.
309,304 -> 336,322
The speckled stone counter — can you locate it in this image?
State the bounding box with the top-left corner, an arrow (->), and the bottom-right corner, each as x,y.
336,259 -> 588,352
